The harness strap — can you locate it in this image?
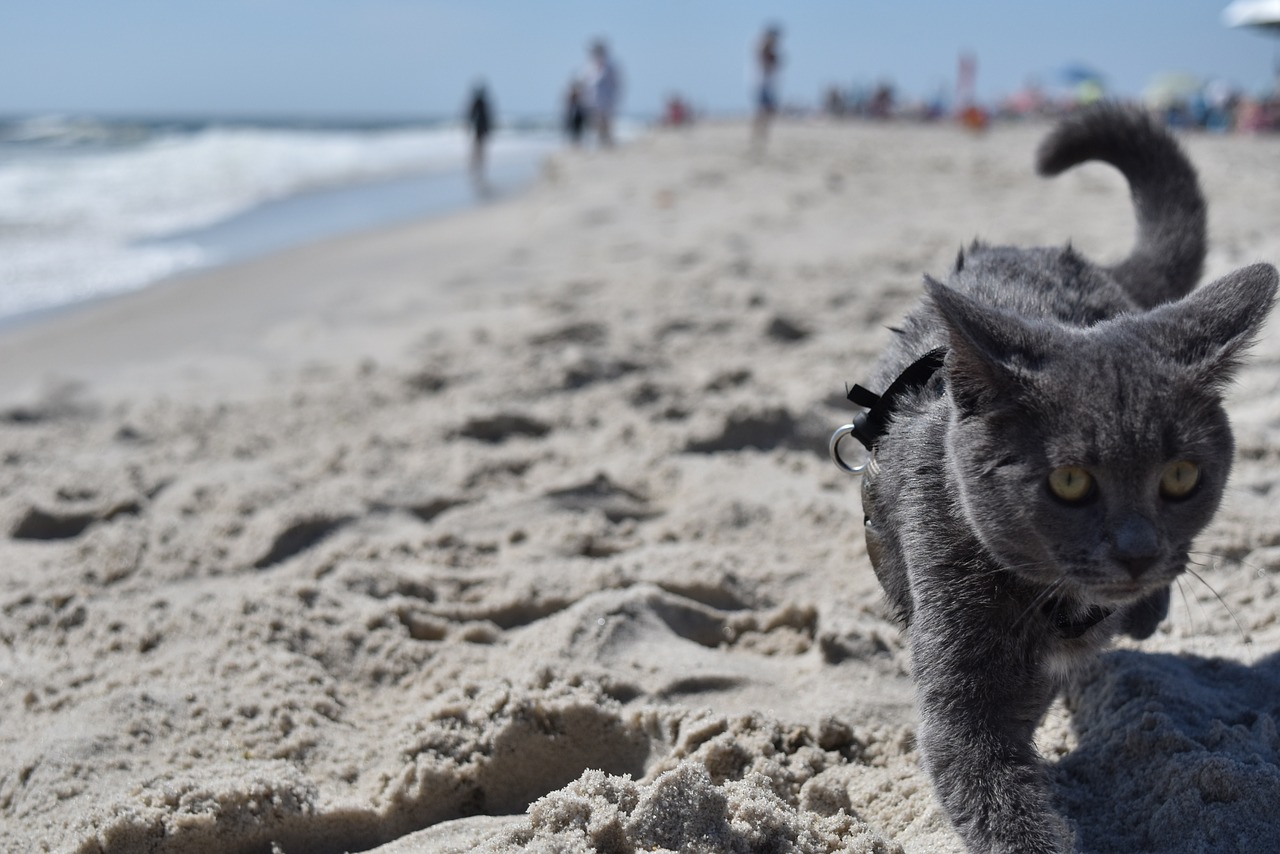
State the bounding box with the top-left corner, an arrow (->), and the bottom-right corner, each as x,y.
845,347 -> 948,451
1045,600 -> 1114,639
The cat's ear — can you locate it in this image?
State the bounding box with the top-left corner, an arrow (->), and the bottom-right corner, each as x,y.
925,276 -> 1052,411
1144,263 -> 1278,389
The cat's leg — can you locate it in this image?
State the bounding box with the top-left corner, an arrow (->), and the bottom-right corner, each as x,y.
911,620 -> 1073,854
1119,585 -> 1170,640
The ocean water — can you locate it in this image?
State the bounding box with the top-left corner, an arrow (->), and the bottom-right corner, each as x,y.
0,114 -> 559,324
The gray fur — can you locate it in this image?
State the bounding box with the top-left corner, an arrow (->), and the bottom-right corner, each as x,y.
861,104 -> 1277,853
1036,102 -> 1206,308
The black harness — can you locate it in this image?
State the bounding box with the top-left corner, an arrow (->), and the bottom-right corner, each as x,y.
841,347 -> 948,457
1048,602 -> 1113,639
831,347 -> 1113,639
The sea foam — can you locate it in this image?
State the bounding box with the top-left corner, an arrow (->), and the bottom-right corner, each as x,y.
0,117 -> 555,321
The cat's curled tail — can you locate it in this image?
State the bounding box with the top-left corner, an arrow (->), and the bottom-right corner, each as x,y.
1036,102 -> 1206,309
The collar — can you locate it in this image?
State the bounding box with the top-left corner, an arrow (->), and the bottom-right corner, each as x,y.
1044,598 -> 1114,639
844,346 -> 948,452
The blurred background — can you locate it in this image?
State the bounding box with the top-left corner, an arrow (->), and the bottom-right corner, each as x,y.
1,0 -> 1277,324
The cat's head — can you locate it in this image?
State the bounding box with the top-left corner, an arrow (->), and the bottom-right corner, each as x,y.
927,263 -> 1277,608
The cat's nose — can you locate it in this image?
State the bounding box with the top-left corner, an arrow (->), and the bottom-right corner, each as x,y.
1113,515 -> 1160,578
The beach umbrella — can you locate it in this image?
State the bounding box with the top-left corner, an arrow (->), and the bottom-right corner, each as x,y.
1223,0 -> 1279,101
1223,0 -> 1280,33
1143,72 -> 1203,107
1055,64 -> 1107,103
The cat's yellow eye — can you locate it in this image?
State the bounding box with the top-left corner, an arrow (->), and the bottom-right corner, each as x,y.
1160,460 -> 1200,500
1048,466 -> 1094,503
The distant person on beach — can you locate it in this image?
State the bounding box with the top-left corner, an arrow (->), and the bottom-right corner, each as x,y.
868,82 -> 895,119
752,25 -> 783,151
584,40 -> 622,147
663,94 -> 691,127
564,80 -> 588,146
823,86 -> 847,118
466,82 -> 493,193
955,52 -> 988,131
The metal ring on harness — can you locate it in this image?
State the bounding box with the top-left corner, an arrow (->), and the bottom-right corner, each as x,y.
830,347 -> 947,478
829,423 -> 868,475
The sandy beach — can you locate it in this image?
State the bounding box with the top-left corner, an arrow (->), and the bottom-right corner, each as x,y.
2,118 -> 1280,854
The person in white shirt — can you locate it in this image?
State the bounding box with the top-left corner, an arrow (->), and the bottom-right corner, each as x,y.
584,40 -> 622,147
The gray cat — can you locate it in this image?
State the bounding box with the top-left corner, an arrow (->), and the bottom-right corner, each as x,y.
833,104 -> 1278,853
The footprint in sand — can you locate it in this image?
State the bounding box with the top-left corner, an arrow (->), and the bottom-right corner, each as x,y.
453,413 -> 551,444
683,407 -> 798,453
765,314 -> 811,343
11,506 -> 99,540
252,514 -> 353,569
11,495 -> 142,541
543,473 -> 658,524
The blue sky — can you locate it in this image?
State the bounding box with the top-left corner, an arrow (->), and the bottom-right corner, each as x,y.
3,1 -> 1276,119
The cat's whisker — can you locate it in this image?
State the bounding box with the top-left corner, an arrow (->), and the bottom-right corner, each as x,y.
1181,552 -> 1257,653
1188,549 -> 1270,580
964,558 -> 1060,578
1184,555 -> 1215,577
1182,565 -> 1253,653
1185,551 -> 1223,571
1177,560 -> 1224,641
958,561 -> 1052,583
1011,576 -> 1067,632
1173,577 -> 1200,640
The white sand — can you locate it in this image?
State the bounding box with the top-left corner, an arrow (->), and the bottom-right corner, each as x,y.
1,120 -> 1279,854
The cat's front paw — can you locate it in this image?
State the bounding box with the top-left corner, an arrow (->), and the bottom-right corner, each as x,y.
919,708 -> 1076,854
1119,585 -> 1170,639
984,815 -> 1074,854
958,809 -> 1073,854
